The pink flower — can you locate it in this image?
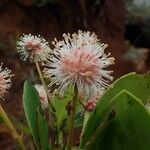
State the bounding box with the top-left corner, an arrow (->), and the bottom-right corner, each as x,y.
84,87 -> 104,111
34,84 -> 48,109
44,31 -> 115,96
17,34 -> 51,62
0,63 -> 13,100
84,100 -> 97,111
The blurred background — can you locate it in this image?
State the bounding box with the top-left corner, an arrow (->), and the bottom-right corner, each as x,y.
0,0 -> 149,149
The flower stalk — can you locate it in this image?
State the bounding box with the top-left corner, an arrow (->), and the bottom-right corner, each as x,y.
0,105 -> 25,150
67,84 -> 78,150
34,58 -> 55,112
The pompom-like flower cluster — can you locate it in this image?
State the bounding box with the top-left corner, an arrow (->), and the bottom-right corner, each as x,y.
34,84 -> 48,109
0,64 -> 13,100
17,34 -> 51,62
44,30 -> 115,96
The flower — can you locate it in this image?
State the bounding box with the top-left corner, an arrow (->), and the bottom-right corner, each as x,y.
34,84 -> 48,109
17,34 -> 51,62
44,30 -> 115,96
0,63 -> 13,100
84,87 -> 104,111
84,100 -> 97,111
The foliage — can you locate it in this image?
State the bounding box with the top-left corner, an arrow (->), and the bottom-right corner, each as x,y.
80,73 -> 150,150
51,86 -> 73,133
21,73 -> 150,150
23,81 -> 49,150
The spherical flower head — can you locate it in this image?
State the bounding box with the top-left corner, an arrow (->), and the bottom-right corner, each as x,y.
44,30 -> 115,96
0,63 -> 13,100
17,34 -> 51,62
34,84 -> 48,109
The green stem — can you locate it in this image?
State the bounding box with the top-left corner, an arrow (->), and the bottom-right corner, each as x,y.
80,111 -> 90,140
34,58 -> 55,112
0,105 -> 25,150
67,84 -> 78,150
35,59 -> 56,150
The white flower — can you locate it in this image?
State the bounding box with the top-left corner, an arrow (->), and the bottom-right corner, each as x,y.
34,84 -> 48,109
0,63 -> 13,100
17,34 -> 51,62
44,30 -> 115,96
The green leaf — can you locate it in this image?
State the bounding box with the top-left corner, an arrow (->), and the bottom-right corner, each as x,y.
100,72 -> 150,110
52,86 -> 73,131
37,108 -> 49,150
80,90 -> 150,150
23,81 -> 43,146
82,72 -> 150,143
80,72 -> 150,149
